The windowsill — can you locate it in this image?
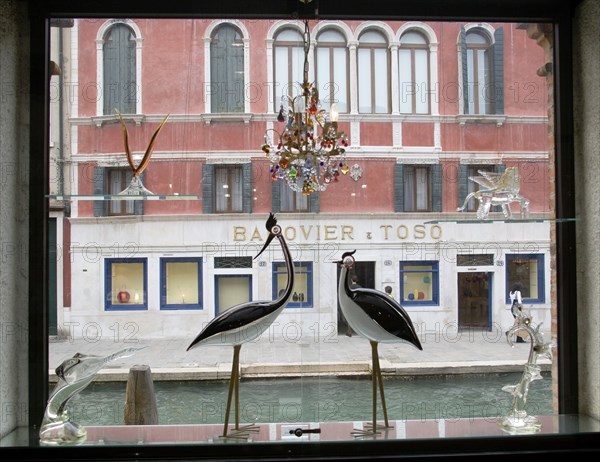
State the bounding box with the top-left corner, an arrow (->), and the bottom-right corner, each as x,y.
457,114 -> 507,126
2,415 -> 598,458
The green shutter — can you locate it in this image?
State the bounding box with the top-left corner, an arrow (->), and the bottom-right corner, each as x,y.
493,27 -> 505,114
211,25 -> 244,113
103,24 -> 136,115
458,164 -> 468,207
242,163 -> 252,213
93,166 -> 106,217
460,26 -> 469,114
202,164 -> 214,214
394,163 -> 404,212
431,164 -> 442,212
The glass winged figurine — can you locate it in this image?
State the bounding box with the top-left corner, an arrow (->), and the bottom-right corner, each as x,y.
39,347 -> 142,445
457,167 -> 530,219
498,312 -> 553,434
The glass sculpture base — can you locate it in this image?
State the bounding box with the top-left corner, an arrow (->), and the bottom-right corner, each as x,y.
497,412 -> 542,434
39,418 -> 87,446
118,176 -> 153,196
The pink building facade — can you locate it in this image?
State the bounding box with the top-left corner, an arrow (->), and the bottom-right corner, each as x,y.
50,18 -> 552,341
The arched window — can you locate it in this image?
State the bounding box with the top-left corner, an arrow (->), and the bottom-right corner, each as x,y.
315,28 -> 348,113
273,27 -> 305,113
210,24 -> 244,113
460,26 -> 504,115
103,23 -> 137,115
399,30 -> 430,114
357,29 -> 390,114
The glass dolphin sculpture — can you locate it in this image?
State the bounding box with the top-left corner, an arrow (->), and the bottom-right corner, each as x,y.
39,347 -> 143,445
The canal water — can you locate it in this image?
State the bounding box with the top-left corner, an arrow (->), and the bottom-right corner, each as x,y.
64,372 -> 553,426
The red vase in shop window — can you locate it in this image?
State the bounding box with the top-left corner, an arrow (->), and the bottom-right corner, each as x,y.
118,291 -> 130,303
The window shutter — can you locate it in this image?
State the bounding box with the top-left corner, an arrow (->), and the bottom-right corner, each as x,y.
202,164 -> 214,214
133,172 -> 144,215
93,166 -> 107,217
493,27 -> 505,115
431,164 -> 442,212
242,163 -> 252,213
309,190 -> 320,213
460,26 -> 469,114
394,163 -> 404,212
271,181 -> 281,213
458,163 -> 469,207
103,25 -> 136,115
103,29 -> 117,115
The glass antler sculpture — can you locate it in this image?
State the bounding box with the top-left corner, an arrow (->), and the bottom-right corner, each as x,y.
39,347 -> 142,445
498,312 -> 553,434
117,111 -> 170,196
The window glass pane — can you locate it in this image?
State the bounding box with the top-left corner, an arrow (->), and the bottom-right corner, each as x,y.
41,14 -> 566,450
165,261 -> 199,305
111,262 -> 144,304
274,46 -> 289,109
414,49 -> 428,114
216,275 -> 250,313
398,48 -> 413,113
373,49 -> 388,113
332,48 -> 347,112
357,48 -> 371,112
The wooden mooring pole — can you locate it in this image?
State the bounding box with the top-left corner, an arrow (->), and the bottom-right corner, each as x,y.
124,364 -> 159,425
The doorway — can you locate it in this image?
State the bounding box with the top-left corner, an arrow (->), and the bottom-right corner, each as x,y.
337,261 -> 375,335
457,272 -> 492,330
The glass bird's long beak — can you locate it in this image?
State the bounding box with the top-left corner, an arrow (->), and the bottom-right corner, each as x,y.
255,232 -> 276,260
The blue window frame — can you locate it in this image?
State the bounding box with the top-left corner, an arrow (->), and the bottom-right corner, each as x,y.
505,254 -> 545,303
399,261 -> 439,306
272,261 -> 313,308
104,258 -> 148,311
160,257 -> 203,310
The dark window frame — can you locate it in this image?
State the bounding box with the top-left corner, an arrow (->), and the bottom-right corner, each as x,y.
104,257 -> 148,311
159,257 -> 203,310
272,261 -> 314,308
505,253 -> 545,304
399,260 -> 440,306
26,1 -> 586,459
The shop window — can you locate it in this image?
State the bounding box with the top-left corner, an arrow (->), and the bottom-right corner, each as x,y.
272,261 -> 313,308
505,254 -> 545,303
400,261 -> 439,305
215,274 -> 252,315
210,24 -> 244,113
104,258 -> 147,311
160,257 -> 203,310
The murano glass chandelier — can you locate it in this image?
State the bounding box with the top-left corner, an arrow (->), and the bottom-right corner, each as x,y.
261,20 -> 350,195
